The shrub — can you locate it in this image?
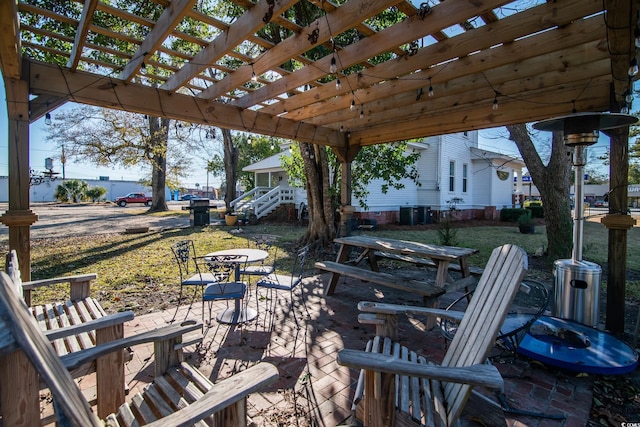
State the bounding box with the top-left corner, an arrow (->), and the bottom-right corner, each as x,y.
500,208 -> 530,222
517,212 -> 534,226
527,206 -> 544,218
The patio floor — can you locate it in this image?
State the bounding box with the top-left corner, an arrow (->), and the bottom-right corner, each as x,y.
44,271 -> 593,426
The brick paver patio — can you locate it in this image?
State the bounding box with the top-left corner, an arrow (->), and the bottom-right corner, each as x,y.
42,271 -> 593,426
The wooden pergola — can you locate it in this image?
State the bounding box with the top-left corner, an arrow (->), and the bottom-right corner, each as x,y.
0,0 -> 638,331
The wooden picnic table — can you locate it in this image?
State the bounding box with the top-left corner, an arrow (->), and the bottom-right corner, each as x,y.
323,235 -> 479,296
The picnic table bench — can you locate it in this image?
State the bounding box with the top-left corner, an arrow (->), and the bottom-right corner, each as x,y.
374,251 -> 484,276
314,261 -> 451,304
315,236 -> 479,328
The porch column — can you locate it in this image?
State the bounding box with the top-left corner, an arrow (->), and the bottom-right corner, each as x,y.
601,126 -> 635,333
0,77 -> 38,281
331,137 -> 360,237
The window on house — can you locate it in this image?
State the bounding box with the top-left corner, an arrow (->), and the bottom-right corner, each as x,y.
449,161 -> 455,192
462,164 -> 468,193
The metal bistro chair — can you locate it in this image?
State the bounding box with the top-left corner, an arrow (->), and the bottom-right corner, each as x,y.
169,240 -> 219,323
256,245 -> 310,325
440,278 -> 551,358
202,254 -> 249,325
241,234 -> 279,281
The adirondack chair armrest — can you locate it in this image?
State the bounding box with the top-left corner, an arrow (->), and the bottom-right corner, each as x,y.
61,322 -> 203,371
444,275 -> 478,294
337,349 -> 504,391
43,311 -> 135,342
357,301 -> 465,322
21,274 -> 98,290
143,362 -> 279,427
22,273 -> 98,302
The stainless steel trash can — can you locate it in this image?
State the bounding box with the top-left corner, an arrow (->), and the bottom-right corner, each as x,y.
552,259 -> 601,327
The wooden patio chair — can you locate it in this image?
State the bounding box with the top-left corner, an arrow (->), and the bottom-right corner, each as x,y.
3,249 -> 135,416
337,244 -> 527,427
0,271 -> 279,426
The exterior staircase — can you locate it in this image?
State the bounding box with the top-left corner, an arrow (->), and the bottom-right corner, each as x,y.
230,186 -> 295,219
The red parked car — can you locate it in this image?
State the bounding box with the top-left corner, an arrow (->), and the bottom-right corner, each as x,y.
115,193 -> 152,207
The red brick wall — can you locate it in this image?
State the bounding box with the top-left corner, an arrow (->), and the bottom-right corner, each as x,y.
354,207 -> 499,224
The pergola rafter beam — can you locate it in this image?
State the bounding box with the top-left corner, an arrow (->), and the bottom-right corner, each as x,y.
351,84 -> 610,145
66,0 -> 99,70
26,59 -> 342,147
162,0 -> 301,92
299,23 -> 607,127
0,0 -> 21,79
119,0 -> 198,82
235,0 -> 513,109
260,0 -> 603,118
197,0 -> 404,100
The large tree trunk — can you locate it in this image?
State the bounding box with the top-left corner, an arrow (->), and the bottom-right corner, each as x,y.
300,142 -> 335,249
222,128 -> 238,213
148,116 -> 169,212
507,124 -> 573,262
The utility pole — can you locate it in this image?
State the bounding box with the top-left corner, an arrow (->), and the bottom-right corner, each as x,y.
61,144 -> 66,179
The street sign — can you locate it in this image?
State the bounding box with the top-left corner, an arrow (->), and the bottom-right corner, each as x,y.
514,176 -> 532,182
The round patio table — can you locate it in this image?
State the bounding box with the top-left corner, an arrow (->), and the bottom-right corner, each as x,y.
204,248 -> 268,324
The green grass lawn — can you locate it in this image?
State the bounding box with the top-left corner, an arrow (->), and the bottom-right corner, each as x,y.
15,220 -> 640,313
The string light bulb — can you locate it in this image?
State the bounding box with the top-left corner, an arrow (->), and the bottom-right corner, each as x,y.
492,92 -> 499,111
629,57 -> 638,77
44,112 -> 52,126
336,78 -> 341,90
621,103 -> 629,114
350,98 -> 356,111
330,56 -> 337,73
428,78 -> 434,97
140,62 -> 148,75
635,27 -> 640,48
360,109 -> 364,119
625,88 -> 634,103
251,64 -> 258,82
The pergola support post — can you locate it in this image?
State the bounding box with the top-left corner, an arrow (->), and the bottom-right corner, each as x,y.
601,125 -> 635,333
0,77 -> 38,281
332,139 -> 361,237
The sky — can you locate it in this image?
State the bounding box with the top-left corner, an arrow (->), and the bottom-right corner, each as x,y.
1,77 -> 612,189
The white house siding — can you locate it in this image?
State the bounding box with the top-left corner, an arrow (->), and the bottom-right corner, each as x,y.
438,133 -> 475,210
354,177 -> 419,212
242,131 -> 526,224
416,142 -> 440,207
491,161 -> 517,209
471,161 -> 514,209
472,164 -> 492,207
0,176 -> 168,202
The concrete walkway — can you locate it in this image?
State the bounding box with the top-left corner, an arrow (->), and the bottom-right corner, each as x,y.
40,271 -> 593,427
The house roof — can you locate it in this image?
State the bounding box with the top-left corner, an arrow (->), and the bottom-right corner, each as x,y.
243,151 -> 290,172
1,0 -> 635,152
470,147 -> 525,168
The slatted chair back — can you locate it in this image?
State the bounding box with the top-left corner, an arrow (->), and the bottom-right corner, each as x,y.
0,271 -> 102,426
5,250 -> 23,296
441,244 -> 527,425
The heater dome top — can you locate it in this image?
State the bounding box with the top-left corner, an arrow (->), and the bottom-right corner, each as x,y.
533,112 -> 637,133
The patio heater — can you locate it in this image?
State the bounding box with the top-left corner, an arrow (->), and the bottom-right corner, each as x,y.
514,113 -> 638,376
533,112 -> 636,327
